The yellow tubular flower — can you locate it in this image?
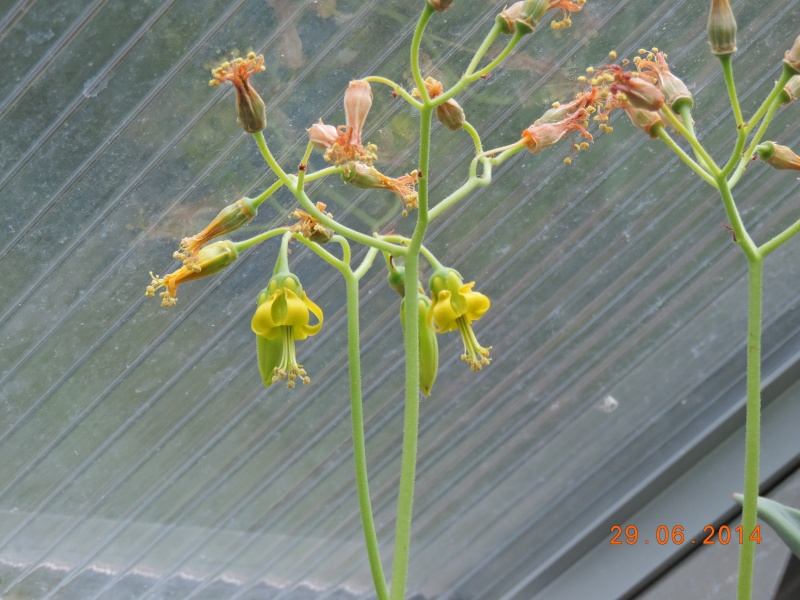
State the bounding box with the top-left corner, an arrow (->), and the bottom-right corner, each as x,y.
429,268 -> 491,371
252,274 -> 323,387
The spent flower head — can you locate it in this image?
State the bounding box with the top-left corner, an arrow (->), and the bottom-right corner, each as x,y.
147,240 -> 238,306
209,52 -> 267,133
343,162 -> 419,216
634,49 -> 693,112
521,107 -> 593,153
309,80 -> 378,165
755,141 -> 800,171
175,198 -> 257,267
290,201 -> 335,244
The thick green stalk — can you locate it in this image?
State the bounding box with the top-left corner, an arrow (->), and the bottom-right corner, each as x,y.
344,271 -> 389,600
737,256 -> 763,600
389,21 -> 434,589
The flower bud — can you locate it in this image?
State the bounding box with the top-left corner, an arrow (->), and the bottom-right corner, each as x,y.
387,262 -> 405,297
344,80 -> 373,148
780,75 -> 800,105
497,2 -> 524,34
307,120 -> 339,150
401,292 -> 439,396
427,0 -> 454,11
617,77 -> 664,111
436,98 -> 465,131
756,141 -> 800,170
785,35 -> 800,74
660,72 -> 693,112
708,0 -> 737,56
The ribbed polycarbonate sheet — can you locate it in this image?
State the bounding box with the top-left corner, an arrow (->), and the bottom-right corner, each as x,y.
1,0 -> 799,598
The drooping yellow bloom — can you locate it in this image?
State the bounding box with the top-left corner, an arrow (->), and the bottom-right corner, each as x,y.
252,274 -> 323,387
428,268 -> 491,371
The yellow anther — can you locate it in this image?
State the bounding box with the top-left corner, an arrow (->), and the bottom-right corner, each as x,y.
564,157 -> 572,165
609,50 -> 618,60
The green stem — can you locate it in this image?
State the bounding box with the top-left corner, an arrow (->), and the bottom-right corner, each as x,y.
410,6 -> 435,102
678,104 -> 711,172
658,107 -> 720,175
354,246 -> 381,280
344,270 -> 390,600
720,55 -> 744,128
717,177 -> 757,260
654,125 -> 718,188
727,101 -> 780,189
743,64 -> 795,137
437,29 -> 524,104
251,180 -> 285,209
233,227 -> 288,252
760,217 -> 800,257
363,76 -> 423,109
389,100 -> 432,600
465,20 -> 502,77
736,257 -> 763,600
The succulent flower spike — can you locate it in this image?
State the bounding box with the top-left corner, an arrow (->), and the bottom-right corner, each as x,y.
343,162 -> 419,216
209,52 -> 267,133
589,64 -> 665,112
708,0 -> 737,56
175,197 -> 258,266
252,272 -> 323,387
634,50 -> 693,113
521,107 -> 593,153
290,201 -> 335,244
412,76 -> 465,131
147,240 -> 238,306
755,141 -> 800,171
308,81 -> 378,165
429,268 -> 491,371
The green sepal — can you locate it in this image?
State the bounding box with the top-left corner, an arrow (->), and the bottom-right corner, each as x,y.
256,334 -> 282,387
401,292 -> 439,397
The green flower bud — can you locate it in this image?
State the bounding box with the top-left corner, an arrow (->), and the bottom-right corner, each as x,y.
401,292 -> 439,396
707,0 -> 737,56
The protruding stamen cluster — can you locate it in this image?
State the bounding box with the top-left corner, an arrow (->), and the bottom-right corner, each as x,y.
209,52 -> 267,133
548,0 -> 586,29
290,201 -> 335,244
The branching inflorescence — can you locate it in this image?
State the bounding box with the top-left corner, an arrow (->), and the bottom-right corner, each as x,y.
143,0 -> 800,597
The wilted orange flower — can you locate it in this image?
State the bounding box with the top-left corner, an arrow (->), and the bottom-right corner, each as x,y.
290,202 -> 335,244
590,64 -> 665,112
309,80 -> 378,165
634,50 -> 692,112
209,52 -> 267,133
175,198 -> 257,266
343,162 -> 419,215
521,108 -> 592,153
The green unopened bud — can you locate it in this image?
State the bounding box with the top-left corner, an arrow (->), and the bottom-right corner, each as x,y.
780,75 -> 800,105
436,99 -> 465,131
756,141 -> 800,170
497,2 -> 535,35
661,73 -> 693,113
401,292 -> 439,397
785,35 -> 800,74
707,0 -> 737,56
387,262 -> 405,297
